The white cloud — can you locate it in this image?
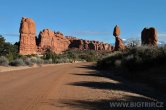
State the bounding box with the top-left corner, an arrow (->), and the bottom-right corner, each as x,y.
158,33 -> 166,36
122,38 -> 127,41
158,33 -> 166,42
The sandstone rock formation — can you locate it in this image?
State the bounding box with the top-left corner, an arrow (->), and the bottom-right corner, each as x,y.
141,27 -> 158,46
38,29 -> 70,54
67,37 -> 113,51
19,17 -> 113,55
114,37 -> 126,51
19,17 -> 37,55
113,25 -> 126,51
113,25 -> 120,37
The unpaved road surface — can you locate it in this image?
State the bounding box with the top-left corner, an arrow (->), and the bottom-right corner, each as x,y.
0,62 -> 165,110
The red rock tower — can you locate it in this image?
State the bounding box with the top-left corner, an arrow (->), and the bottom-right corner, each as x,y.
113,25 -> 126,51
141,27 -> 158,46
19,17 -> 37,55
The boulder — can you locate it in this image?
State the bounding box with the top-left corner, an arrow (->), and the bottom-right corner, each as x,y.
113,25 -> 120,37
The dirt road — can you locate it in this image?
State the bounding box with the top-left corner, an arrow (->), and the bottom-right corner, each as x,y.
0,62 -> 165,110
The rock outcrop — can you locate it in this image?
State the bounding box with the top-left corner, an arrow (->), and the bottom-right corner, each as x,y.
113,25 -> 126,51
19,17 -> 113,55
67,37 -> 113,51
38,29 -> 70,54
141,27 -> 158,46
19,17 -> 37,55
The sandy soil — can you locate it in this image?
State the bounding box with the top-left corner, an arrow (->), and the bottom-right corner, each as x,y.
0,66 -> 31,72
0,63 -> 70,72
0,62 -> 165,110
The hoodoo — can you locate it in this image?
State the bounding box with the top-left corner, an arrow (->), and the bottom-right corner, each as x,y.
113,25 -> 126,51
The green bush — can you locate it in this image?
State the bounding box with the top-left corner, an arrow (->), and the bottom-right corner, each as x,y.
0,35 -> 19,61
0,56 -> 9,66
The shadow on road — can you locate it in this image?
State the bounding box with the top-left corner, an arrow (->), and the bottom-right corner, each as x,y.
61,64 -> 166,110
59,96 -> 157,110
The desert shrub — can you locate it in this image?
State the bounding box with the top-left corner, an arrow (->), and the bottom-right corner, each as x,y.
114,59 -> 122,68
36,57 -> 44,64
85,55 -> 98,62
121,54 -> 143,71
0,56 -> 9,66
121,46 -> 165,72
31,57 -> 38,63
65,51 -> 78,60
9,56 -> 45,66
68,50 -> 103,62
97,51 -> 123,70
42,49 -> 108,63
43,48 -> 56,60
97,46 -> 166,92
43,49 -> 60,63
31,57 -> 44,64
84,51 -> 100,62
44,59 -> 53,64
10,59 -> 25,66
54,58 -> 71,63
24,58 -> 33,66
97,46 -> 166,72
79,54 -> 94,62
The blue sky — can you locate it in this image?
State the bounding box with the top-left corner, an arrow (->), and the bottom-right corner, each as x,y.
0,0 -> 166,43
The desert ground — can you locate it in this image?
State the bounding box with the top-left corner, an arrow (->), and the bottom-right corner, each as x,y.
0,62 -> 165,110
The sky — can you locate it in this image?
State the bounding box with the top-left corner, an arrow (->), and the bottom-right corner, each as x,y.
0,0 -> 166,43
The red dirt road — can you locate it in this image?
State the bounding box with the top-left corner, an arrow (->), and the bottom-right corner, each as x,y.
0,62 -> 163,110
